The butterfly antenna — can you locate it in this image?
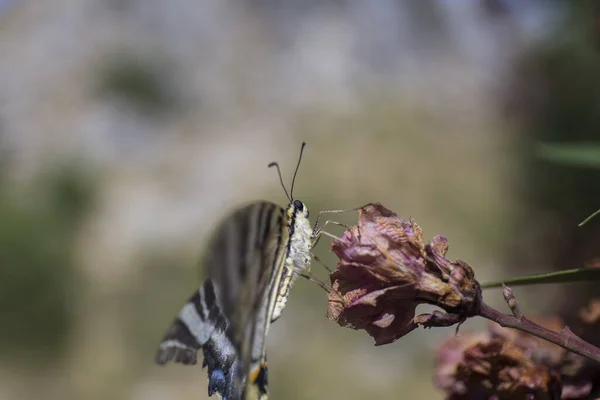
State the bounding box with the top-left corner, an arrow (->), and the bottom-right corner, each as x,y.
289,142 -> 306,200
268,161 -> 291,202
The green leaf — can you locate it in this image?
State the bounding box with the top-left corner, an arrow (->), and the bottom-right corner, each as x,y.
579,208 -> 600,226
536,142 -> 600,169
481,268 -> 600,289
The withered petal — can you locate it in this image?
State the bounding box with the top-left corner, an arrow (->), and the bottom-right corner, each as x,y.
328,203 -> 481,346
372,313 -> 395,328
430,235 -> 449,257
328,284 -> 420,345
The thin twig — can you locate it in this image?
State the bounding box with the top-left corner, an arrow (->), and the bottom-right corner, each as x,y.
579,208 -> 600,226
480,267 -> 600,289
477,301 -> 600,363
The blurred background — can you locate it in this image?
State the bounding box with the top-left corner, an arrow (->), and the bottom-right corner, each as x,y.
1,0 -> 599,399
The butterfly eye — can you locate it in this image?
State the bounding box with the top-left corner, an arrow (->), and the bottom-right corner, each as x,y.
293,200 -> 303,210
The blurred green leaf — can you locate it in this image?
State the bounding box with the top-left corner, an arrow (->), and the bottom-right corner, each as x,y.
0,165 -> 96,364
536,142 -> 600,169
0,199 -> 75,360
579,208 -> 600,226
42,164 -> 97,228
99,52 -> 177,115
481,268 -> 600,289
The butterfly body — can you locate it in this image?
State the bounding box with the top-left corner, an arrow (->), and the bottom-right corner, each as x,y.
156,199 -> 313,400
271,200 -> 312,322
285,200 -> 313,275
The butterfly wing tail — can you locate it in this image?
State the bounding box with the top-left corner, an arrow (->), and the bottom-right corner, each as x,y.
155,279 -> 218,365
155,280 -> 249,399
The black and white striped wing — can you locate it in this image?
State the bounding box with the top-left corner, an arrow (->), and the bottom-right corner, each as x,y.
155,280 -> 220,366
156,202 -> 287,400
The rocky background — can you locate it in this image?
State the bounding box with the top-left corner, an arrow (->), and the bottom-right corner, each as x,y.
0,1 -> 598,399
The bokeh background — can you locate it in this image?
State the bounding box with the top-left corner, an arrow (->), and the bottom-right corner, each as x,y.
1,1 -> 599,399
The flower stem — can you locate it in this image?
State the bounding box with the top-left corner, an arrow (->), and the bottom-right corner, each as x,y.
478,301 -> 600,363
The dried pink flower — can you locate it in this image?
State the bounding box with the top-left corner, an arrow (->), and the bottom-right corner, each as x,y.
579,299 -> 600,325
327,203 -> 480,345
435,315 -> 600,400
435,325 -> 564,399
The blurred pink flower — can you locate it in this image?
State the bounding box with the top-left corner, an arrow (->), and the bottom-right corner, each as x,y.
435,312 -> 600,400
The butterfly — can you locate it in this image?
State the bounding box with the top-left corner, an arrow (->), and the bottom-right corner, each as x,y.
155,143 -> 334,400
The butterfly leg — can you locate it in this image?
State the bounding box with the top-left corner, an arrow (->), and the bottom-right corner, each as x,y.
305,207 -> 365,303
311,229 -> 339,251
312,206 -> 363,236
311,252 -> 334,274
314,220 -> 350,237
301,256 -> 347,306
299,271 -> 333,293
312,205 -> 367,248
311,220 -> 349,250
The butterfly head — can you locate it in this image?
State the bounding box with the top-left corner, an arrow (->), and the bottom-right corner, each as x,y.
285,199 -> 312,244
269,142 -> 313,273
292,199 -> 308,218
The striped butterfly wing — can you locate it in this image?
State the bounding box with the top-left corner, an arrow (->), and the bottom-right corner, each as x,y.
156,202 -> 288,400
